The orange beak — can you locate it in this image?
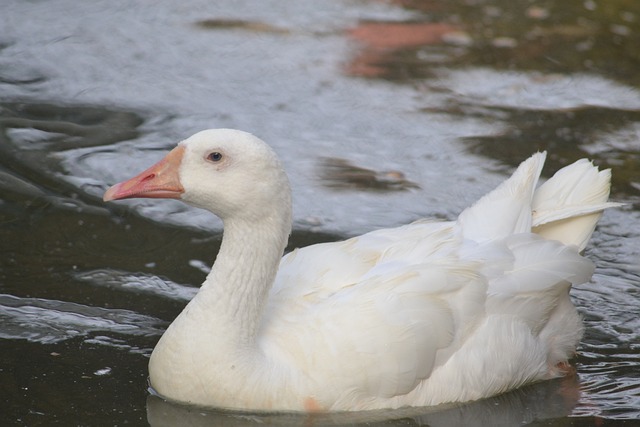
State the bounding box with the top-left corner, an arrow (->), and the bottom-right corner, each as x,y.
103,145 -> 186,202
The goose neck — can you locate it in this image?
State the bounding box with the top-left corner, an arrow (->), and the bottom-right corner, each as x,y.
199,214 -> 290,345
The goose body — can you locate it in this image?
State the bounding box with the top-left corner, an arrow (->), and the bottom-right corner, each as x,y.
104,129 -> 617,412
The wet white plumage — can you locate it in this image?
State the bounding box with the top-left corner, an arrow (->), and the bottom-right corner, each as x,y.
107,129 -> 617,412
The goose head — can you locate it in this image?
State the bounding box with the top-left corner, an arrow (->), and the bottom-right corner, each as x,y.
103,129 -> 292,223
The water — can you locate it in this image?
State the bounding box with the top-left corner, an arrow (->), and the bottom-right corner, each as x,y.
1,0 -> 639,425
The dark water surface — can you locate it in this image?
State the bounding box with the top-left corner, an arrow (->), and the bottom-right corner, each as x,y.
1,0 -> 639,425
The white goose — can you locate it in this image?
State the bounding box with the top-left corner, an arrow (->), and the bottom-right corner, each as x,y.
104,129 -> 617,412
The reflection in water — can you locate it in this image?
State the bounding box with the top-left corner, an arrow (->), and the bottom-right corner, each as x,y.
0,101 -> 142,149
0,101 -> 144,218
194,18 -> 290,35
346,21 -> 460,78
347,0 -> 640,85
75,269 -> 198,301
458,104 -> 640,197
146,374 -> 580,427
0,293 -> 165,345
319,156 -> 419,191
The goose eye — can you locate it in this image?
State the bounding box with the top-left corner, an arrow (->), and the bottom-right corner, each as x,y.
207,152 -> 223,162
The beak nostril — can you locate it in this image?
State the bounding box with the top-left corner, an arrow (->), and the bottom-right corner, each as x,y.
141,173 -> 156,182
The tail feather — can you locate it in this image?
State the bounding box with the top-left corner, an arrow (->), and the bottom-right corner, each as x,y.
458,152 -> 546,242
532,159 -> 621,251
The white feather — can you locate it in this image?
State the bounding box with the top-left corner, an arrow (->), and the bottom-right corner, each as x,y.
103,130 -> 618,412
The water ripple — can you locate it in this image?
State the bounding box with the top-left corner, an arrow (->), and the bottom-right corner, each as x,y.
74,269 -> 198,302
0,293 -> 165,345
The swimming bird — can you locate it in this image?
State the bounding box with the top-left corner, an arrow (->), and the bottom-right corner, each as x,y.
103,129 -> 617,412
